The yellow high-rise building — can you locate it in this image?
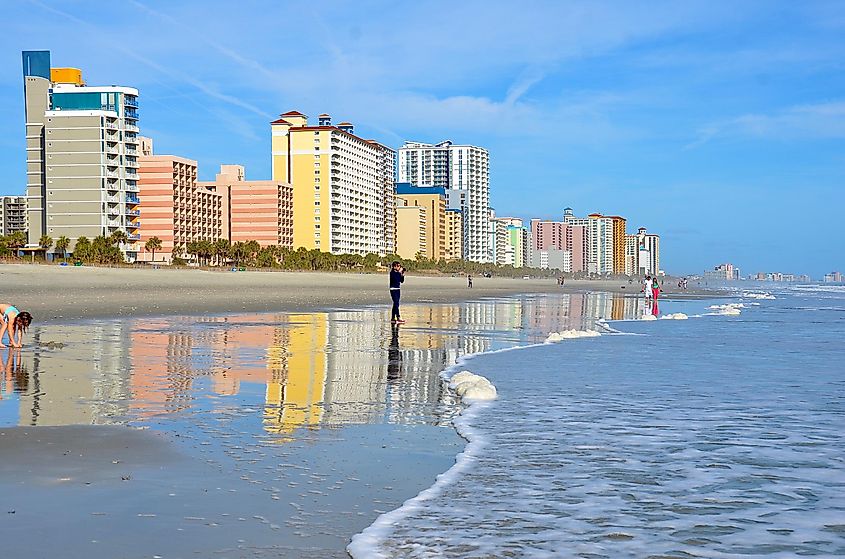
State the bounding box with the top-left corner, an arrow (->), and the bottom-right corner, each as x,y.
271,111 -> 394,255
446,209 -> 463,261
609,215 -> 627,275
395,205 -> 427,260
396,185 -> 448,260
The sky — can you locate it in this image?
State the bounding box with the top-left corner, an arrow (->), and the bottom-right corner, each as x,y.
1,0 -> 843,277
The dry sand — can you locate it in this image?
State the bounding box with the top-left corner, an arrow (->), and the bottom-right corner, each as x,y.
0,263 -> 715,322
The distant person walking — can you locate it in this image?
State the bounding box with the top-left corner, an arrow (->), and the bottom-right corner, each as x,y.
642,275 -> 652,299
389,261 -> 405,324
651,276 -> 661,300
0,304 -> 33,348
467,274 -> 473,288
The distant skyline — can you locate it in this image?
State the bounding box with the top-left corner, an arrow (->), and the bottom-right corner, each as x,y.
2,0 -> 843,277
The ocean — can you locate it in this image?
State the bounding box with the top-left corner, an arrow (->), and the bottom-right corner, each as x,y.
351,285 -> 845,558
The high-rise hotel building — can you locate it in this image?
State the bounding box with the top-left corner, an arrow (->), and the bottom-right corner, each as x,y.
398,141 -> 490,262
22,51 -> 141,258
271,112 -> 394,256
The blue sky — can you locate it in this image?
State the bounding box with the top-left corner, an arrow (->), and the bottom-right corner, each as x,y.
1,0 -> 843,277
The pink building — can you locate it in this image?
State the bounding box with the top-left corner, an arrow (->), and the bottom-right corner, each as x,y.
199,165 -> 293,248
530,219 -> 587,273
137,155 -> 222,263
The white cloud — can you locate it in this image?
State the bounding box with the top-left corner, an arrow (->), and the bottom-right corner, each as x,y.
689,101 -> 845,147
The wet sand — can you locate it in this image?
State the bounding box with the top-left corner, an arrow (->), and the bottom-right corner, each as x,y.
0,263 -> 714,322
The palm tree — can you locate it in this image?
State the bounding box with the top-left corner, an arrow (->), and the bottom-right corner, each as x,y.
7,231 -> 26,257
38,234 -> 53,262
109,229 -> 128,247
55,235 -> 70,262
144,236 -> 162,263
73,236 -> 91,262
214,238 -> 231,267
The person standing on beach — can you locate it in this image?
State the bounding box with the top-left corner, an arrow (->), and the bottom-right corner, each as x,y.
642,275 -> 652,299
0,304 -> 33,348
467,274 -> 473,288
389,261 -> 405,324
651,276 -> 661,300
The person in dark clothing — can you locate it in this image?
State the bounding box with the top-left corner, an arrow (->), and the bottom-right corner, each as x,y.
389,261 -> 405,323
467,274 -> 473,288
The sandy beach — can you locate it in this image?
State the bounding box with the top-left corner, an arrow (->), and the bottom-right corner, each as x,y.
0,263 -> 713,322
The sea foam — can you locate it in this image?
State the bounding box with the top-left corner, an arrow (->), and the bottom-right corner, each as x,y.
660,313 -> 689,320
545,329 -> 601,342
708,303 -> 743,315
448,371 -> 498,401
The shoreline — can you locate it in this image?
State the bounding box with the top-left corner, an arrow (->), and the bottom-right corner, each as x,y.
0,263 -> 722,323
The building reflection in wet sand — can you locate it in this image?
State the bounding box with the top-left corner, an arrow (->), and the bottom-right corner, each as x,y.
3,293 -> 651,436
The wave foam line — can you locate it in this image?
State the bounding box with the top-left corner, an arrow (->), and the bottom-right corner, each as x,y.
347,342 -> 547,558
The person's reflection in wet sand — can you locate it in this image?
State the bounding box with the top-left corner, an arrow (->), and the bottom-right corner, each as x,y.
387,323 -> 402,383
1,348 -> 27,398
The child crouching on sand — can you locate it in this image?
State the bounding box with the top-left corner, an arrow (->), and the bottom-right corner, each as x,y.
0,304 -> 33,348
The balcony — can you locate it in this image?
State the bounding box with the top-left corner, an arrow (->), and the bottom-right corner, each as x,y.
108,207 -> 120,216
127,220 -> 140,229
126,172 -> 140,180
126,195 -> 140,204
125,124 -> 139,133
125,184 -> 139,192
124,134 -> 139,144
124,109 -> 139,120
125,208 -> 140,217
106,170 -> 119,179
125,147 -> 138,155
128,234 -> 141,241
107,219 -> 120,227
124,96 -> 139,109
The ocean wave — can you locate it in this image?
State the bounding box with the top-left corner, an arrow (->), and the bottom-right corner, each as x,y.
742,291 -> 776,300
707,303 -> 744,316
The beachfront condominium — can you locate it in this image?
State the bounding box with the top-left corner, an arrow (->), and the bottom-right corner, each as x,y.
398,140 -> 490,262
395,183 -> 451,261
491,216 -> 530,268
0,196 -> 28,237
371,140 -> 397,256
137,148 -> 222,264
610,215 -> 627,275
563,209 -> 618,275
529,218 -> 586,273
445,209 -> 463,261
271,112 -> 393,256
395,204 -> 427,260
199,165 -> 294,248
22,50 -> 141,259
625,227 -> 660,276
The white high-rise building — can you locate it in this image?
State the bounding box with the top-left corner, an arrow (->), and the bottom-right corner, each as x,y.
398,141 -> 490,262
625,227 -> 660,276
